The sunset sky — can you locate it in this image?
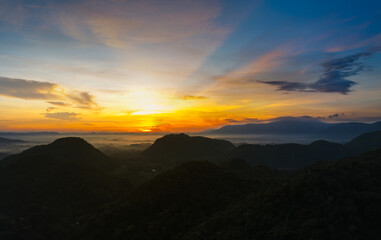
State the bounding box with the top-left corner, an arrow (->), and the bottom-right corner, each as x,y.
0,0 -> 380,132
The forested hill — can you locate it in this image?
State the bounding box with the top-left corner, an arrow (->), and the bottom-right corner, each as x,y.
1,136 -> 381,239
80,148 -> 381,240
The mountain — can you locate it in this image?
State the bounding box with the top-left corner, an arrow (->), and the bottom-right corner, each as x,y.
183,148 -> 381,240
210,119 -> 328,135
230,140 -> 349,169
0,137 -> 113,170
320,121 -> 381,139
228,131 -> 381,169
2,134 -> 381,239
81,148 -> 381,240
345,131 -> 381,152
80,161 -> 269,240
209,119 -> 381,140
140,131 -> 381,170
142,133 -> 235,164
0,153 -> 7,160
0,137 -> 131,240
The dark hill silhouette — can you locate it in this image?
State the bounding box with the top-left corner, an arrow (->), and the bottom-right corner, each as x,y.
0,137 -> 114,170
229,140 -> 349,169
81,148 -> 381,240
0,153 -> 7,160
229,131 -> 381,169
142,133 -> 235,164
0,137 -> 131,240
80,161 -> 268,240
2,134 -> 381,239
345,131 -> 381,153
183,148 -> 381,240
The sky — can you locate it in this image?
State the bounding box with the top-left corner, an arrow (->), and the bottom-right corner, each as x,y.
0,0 -> 380,132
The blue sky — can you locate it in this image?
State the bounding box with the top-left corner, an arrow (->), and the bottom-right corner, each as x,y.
0,0 -> 380,131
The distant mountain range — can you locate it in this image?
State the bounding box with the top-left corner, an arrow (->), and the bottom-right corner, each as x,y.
140,131 -> 381,169
207,119 -> 381,139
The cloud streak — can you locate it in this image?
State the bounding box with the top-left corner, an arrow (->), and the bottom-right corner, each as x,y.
44,112 -> 81,121
0,76 -> 97,108
0,76 -> 59,99
47,101 -> 70,106
56,0 -> 224,48
67,91 -> 97,108
260,49 -> 379,94
182,95 -> 207,100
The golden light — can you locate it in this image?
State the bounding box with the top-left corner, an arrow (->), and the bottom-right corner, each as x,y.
128,89 -> 174,115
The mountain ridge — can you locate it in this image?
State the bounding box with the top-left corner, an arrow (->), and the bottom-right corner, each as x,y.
208,119 -> 381,139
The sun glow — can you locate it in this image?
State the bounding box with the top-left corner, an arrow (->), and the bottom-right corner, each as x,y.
127,89 -> 174,115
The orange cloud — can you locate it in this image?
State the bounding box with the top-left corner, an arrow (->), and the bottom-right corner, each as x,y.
182,95 -> 208,100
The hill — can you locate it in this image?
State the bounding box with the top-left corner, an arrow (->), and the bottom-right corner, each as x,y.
81,148 -> 381,240
183,148 -> 381,240
345,131 -> 381,152
229,131 -> 381,169
2,134 -> 381,239
80,161 -> 276,240
230,140 -> 349,169
142,133 -> 235,164
0,137 -> 113,170
0,137 -> 131,240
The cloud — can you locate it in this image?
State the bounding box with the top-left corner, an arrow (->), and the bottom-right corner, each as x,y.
326,34 -> 381,53
0,76 -> 98,108
44,112 -> 81,121
258,81 -> 309,91
55,0 -> 224,48
269,116 -> 322,122
182,95 -> 207,100
0,76 -> 59,99
260,49 -> 379,94
327,113 -> 344,119
47,101 -> 70,106
46,107 -> 58,112
98,89 -> 127,95
224,117 -> 260,123
67,91 -> 97,108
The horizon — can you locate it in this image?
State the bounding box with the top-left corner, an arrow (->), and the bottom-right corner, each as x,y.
0,117 -> 380,134
1,0 -> 380,132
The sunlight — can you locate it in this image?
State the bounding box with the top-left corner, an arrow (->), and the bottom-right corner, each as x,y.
128,89 -> 174,115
